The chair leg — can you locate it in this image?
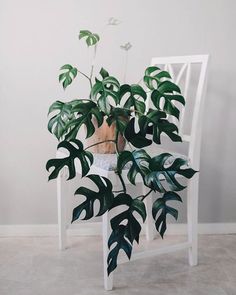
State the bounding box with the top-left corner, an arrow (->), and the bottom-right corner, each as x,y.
143,186 -> 155,241
187,174 -> 199,266
102,211 -> 113,291
57,170 -> 67,250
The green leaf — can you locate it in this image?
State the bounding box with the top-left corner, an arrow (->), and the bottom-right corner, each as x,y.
46,139 -> 93,180
100,67 -> 109,79
151,80 -> 185,119
107,225 -> 132,275
72,175 -> 114,221
124,118 -> 152,148
47,100 -> 74,140
117,150 -> 150,185
145,153 -> 197,192
152,191 -> 182,238
139,109 -> 182,144
107,193 -> 146,274
79,30 -> 100,46
119,84 -> 147,114
106,107 -> 130,134
59,64 -> 77,89
64,100 -> 104,140
144,66 -> 171,90
91,74 -> 120,114
124,110 -> 182,148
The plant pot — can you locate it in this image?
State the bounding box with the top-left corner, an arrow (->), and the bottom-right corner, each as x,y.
85,118 -> 126,154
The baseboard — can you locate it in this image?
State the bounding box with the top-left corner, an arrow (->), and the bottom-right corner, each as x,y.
0,222 -> 235,237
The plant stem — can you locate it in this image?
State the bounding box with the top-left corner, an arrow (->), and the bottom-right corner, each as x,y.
112,189 -> 125,193
90,45 -> 97,81
137,189 -> 153,201
114,130 -> 127,194
116,172 -> 126,194
85,140 -> 115,151
78,70 -> 92,89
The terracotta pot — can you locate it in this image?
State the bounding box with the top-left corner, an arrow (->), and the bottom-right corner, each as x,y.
86,118 -> 126,154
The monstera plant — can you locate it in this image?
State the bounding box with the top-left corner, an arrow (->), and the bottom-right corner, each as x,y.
46,27 -> 196,275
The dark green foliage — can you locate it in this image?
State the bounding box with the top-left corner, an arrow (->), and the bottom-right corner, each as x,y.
46,139 -> 93,180
151,82 -> 185,119
119,84 -> 147,114
117,150 -> 150,184
106,107 -> 130,134
152,191 -> 182,238
124,110 -> 182,148
145,153 -> 197,192
107,193 -> 146,274
64,100 -> 104,140
72,175 -> 114,221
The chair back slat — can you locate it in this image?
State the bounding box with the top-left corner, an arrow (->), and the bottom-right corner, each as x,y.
150,55 -> 209,167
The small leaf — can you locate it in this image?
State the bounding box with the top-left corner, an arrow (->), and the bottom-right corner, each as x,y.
79,30 -> 100,46
152,191 -> 182,238
144,66 -> 171,90
91,73 -> 120,114
59,64 -> 77,89
46,139 -> 93,180
72,175 -> 114,221
47,100 -> 74,140
119,84 -> 147,114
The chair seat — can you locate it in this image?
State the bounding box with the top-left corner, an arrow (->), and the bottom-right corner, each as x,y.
93,152 -> 189,171
93,153 -> 130,171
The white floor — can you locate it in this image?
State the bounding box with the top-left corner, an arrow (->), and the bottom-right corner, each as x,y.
0,234 -> 236,295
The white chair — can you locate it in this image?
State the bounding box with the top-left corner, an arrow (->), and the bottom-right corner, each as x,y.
56,54 -> 209,291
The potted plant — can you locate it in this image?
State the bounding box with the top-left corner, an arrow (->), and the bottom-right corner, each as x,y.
46,23 -> 196,275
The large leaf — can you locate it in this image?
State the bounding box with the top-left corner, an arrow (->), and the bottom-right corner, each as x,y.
152,191 -> 182,238
151,81 -> 185,119
124,117 -> 152,148
72,175 -> 114,221
139,109 -> 182,144
107,193 -> 146,274
124,111 -> 182,148
79,30 -> 100,46
46,139 -> 93,180
106,107 -> 130,134
117,150 -> 150,185
119,84 -> 147,114
145,153 -> 197,192
64,100 -> 104,140
91,72 -> 120,114
59,64 -> 78,89
47,100 -> 75,140
144,66 -> 171,90
107,225 -> 132,275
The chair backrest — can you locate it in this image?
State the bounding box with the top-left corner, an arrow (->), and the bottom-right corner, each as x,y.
149,55 -> 209,168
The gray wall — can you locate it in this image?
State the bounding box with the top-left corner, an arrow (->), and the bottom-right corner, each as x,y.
0,0 -> 235,225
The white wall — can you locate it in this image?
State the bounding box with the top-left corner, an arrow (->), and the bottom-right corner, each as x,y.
0,0 -> 235,225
